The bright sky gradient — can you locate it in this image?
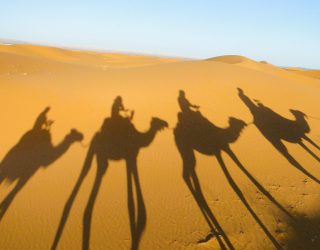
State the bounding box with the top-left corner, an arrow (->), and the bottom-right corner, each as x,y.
1,0 -> 319,68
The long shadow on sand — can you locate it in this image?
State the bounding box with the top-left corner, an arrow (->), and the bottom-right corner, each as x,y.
174,96 -> 289,249
238,88 -> 320,184
0,107 -> 83,222
52,104 -> 168,250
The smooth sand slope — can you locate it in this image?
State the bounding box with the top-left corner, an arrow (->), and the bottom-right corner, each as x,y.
1,44 -> 320,250
286,67 -> 320,80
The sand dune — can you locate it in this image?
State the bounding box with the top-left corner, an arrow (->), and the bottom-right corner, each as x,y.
286,67 -> 320,80
1,44 -> 320,250
206,55 -> 316,82
0,44 -> 180,72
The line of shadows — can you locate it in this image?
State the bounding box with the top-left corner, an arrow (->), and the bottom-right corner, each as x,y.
52,97 -> 168,250
238,88 -> 320,184
0,107 -> 83,222
174,91 -> 286,249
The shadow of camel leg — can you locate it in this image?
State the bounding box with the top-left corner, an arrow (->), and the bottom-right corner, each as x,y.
126,162 -> 136,250
269,139 -> 320,184
190,169 -> 233,250
177,145 -> 232,250
127,156 -> 147,250
216,153 -> 283,249
51,135 -> 97,250
180,147 -> 214,228
188,170 -> 215,229
0,178 -> 28,221
225,148 -> 294,219
304,136 -> 320,151
133,164 -> 146,250
299,142 -> 320,163
83,152 -> 108,250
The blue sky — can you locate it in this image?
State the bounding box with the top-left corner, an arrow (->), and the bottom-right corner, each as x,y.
1,0 -> 319,68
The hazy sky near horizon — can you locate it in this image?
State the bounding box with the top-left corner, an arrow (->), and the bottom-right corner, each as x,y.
1,0 -> 319,68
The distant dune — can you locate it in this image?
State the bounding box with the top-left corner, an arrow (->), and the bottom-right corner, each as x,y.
206,55 -> 319,81
0,44 -> 180,73
286,67 -> 320,80
1,44 -> 320,250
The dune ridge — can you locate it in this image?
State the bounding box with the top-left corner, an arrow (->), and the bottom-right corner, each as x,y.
0,44 -> 181,72
206,55 -> 318,82
286,67 -> 320,80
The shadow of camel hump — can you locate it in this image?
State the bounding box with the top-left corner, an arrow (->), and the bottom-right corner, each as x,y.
238,88 -> 320,184
174,90 -> 287,249
0,107 -> 83,222
52,96 -> 168,250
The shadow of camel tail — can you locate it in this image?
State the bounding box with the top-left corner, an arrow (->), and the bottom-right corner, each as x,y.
51,134 -> 98,250
216,153 -> 283,249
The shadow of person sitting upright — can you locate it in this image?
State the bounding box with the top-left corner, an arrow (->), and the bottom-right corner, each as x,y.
52,96 -> 168,250
238,88 -> 320,184
0,107 -> 83,221
174,90 -> 286,249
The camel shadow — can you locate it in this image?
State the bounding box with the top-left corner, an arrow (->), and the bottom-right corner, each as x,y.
238,88 -> 320,184
52,106 -> 168,250
174,108 -> 286,249
0,107 -> 83,222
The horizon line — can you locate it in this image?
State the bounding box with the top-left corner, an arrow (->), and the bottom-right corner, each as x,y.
0,37 -> 317,70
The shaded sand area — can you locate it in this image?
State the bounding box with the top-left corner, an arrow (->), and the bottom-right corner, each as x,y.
1,44 -> 320,249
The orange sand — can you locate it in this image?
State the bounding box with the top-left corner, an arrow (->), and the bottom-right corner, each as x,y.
1,45 -> 320,249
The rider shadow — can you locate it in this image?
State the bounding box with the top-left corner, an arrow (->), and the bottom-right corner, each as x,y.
0,107 -> 83,222
52,110 -> 168,250
238,88 -> 320,184
174,109 -> 287,249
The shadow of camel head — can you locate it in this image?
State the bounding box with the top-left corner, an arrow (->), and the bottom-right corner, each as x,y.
289,109 -> 307,119
226,117 -> 247,144
65,129 -> 84,144
150,117 -> 169,131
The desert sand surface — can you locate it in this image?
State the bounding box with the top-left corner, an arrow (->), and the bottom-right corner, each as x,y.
1,44 -> 320,250
286,67 -> 320,80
